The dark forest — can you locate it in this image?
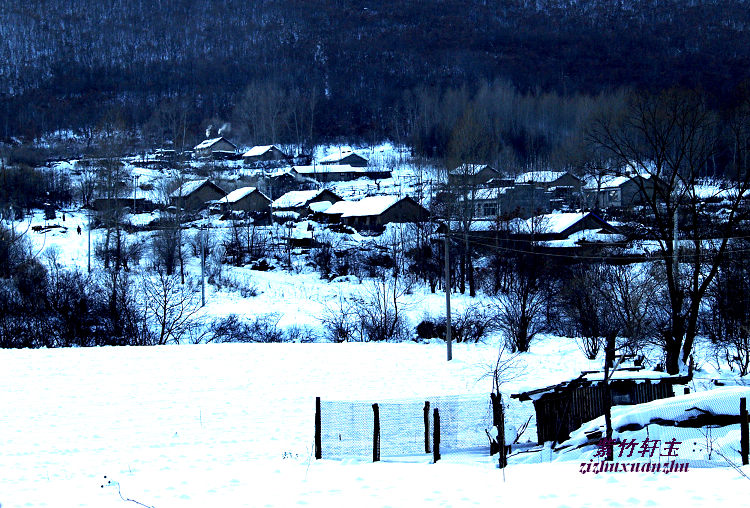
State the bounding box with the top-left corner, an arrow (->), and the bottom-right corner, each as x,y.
2,0 -> 749,153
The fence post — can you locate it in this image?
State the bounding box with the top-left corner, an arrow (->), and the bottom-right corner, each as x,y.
490,393 -> 507,468
372,403 -> 381,462
315,396 -> 322,460
433,407 -> 441,463
424,401 -> 431,453
741,397 -> 749,466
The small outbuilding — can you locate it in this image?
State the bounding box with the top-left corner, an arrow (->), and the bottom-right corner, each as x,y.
511,369 -> 692,444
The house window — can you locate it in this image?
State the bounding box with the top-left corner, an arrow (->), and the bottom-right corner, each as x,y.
482,203 -> 497,217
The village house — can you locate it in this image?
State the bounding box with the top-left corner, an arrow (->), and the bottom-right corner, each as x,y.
193,137 -> 237,157
515,171 -> 582,192
323,195 -> 429,228
462,184 -> 551,219
215,186 -> 271,215
583,174 -> 658,209
318,150 -> 368,167
169,179 -> 227,210
289,165 -> 391,183
447,164 -> 501,188
271,189 -> 343,214
242,145 -> 289,165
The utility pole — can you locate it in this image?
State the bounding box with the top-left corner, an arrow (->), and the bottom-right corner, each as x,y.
200,225 -> 206,307
87,209 -> 91,274
444,223 -> 452,361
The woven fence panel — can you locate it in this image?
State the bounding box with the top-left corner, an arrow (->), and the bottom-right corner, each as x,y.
319,394 -> 492,459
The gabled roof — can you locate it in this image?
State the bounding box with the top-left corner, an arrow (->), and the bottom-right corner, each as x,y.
515,171 -> 579,184
170,179 -> 219,198
292,164 -> 369,175
448,164 -> 497,176
318,150 -> 367,164
242,145 -> 285,158
220,186 -> 269,204
512,212 -> 616,235
194,137 -> 236,151
583,174 -> 652,191
324,195 -> 413,218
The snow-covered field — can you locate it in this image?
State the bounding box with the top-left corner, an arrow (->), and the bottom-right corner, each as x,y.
1,339 -> 748,507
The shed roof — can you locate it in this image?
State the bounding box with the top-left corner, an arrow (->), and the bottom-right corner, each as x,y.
512,369 -> 691,402
448,164 -> 497,176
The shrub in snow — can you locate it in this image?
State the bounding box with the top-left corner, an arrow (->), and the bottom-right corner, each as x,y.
210,313 -> 286,343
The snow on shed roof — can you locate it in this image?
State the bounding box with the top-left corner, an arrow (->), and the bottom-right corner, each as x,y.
515,171 -> 575,184
170,179 -> 212,198
242,145 -> 283,157
272,190 -> 321,209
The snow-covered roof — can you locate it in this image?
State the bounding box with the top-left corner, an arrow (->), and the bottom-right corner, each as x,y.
318,150 -> 366,164
459,187 -> 510,201
272,190 -> 322,209
194,137 -> 234,150
220,186 -> 267,204
515,171 -> 576,184
308,201 -> 333,213
513,369 -> 690,402
292,164 -> 368,175
448,164 -> 495,176
325,195 -> 403,218
242,145 -> 283,157
516,212 -> 590,235
170,179 -> 212,198
583,174 -> 652,190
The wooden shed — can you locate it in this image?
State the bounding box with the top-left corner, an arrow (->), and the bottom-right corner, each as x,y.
511,369 -> 692,444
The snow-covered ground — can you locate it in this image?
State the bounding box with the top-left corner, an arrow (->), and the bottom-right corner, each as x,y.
1,341 -> 748,508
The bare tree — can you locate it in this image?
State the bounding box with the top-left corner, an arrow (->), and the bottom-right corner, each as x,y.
142,270 -> 202,345
590,89 -> 750,373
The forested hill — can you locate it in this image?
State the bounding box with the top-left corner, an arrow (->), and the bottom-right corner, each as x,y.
2,0 -> 749,143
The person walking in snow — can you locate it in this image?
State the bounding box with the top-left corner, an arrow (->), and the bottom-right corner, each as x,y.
77,225 -> 82,235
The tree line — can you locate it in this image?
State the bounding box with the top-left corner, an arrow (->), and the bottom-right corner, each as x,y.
1,0 -> 749,148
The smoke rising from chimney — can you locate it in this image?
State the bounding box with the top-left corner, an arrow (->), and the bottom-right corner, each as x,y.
205,124 -> 213,139
218,123 -> 231,136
